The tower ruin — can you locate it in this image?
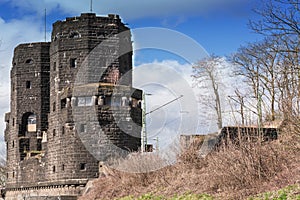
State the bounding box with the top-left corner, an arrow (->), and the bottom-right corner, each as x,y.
4,13 -> 142,199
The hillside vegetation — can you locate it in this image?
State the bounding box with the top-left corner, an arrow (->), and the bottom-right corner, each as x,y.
80,126 -> 300,200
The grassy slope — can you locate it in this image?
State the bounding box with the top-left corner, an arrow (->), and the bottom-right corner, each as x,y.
114,184 -> 300,199
80,132 -> 300,200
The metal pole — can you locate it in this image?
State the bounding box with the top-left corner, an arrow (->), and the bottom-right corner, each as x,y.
44,8 -> 46,42
141,92 -> 147,152
90,0 -> 93,12
257,92 -> 262,142
141,94 -> 183,152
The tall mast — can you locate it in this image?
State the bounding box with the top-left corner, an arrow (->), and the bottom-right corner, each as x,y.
90,0 -> 93,12
44,8 -> 47,42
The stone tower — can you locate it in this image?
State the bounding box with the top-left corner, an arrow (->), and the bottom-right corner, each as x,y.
4,13 -> 142,199
5,42 -> 50,187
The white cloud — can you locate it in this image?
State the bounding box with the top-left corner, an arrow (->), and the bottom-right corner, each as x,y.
133,58 -> 251,141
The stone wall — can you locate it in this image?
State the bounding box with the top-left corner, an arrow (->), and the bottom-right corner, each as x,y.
4,13 -> 142,199
5,183 -> 86,200
5,42 -> 50,188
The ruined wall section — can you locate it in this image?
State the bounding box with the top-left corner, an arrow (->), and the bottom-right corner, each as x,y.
5,43 -> 50,188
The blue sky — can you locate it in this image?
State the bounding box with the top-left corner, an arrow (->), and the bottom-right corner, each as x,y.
0,0 -> 265,159
0,0 -> 263,56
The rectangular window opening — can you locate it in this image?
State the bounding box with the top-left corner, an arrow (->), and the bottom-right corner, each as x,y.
53,102 -> 56,112
61,98 -> 67,109
70,58 -> 77,68
62,126 -> 65,135
53,62 -> 57,71
77,97 -> 93,107
80,163 -> 86,171
26,81 -> 31,89
80,124 -> 87,133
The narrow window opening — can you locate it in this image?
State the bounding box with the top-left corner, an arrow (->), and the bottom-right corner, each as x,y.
62,164 -> 65,171
80,124 -> 86,133
53,166 -> 56,173
61,98 -> 67,109
53,129 -> 56,137
12,118 -> 15,126
70,58 -> 77,68
12,140 -> 15,148
26,81 -> 31,89
12,171 -> 15,178
53,102 -> 56,112
80,163 -> 86,170
53,62 -> 57,71
62,126 -> 65,135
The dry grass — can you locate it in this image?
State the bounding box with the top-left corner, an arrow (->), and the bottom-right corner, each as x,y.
206,140 -> 290,198
80,127 -> 300,200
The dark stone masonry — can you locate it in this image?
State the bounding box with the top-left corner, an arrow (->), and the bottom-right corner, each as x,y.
4,13 -> 142,199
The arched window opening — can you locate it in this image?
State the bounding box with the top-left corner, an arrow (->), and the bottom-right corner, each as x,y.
19,112 -> 37,137
25,59 -> 34,64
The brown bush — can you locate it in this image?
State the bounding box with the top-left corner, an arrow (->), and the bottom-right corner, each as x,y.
206,140 -> 288,191
81,128 -> 299,200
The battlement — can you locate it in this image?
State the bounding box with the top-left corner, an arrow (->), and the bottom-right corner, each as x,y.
62,13 -> 120,22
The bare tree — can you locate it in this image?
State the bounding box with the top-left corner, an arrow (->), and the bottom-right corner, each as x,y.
232,38 -> 281,122
250,0 -> 299,39
192,55 -> 224,130
249,0 -> 300,120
